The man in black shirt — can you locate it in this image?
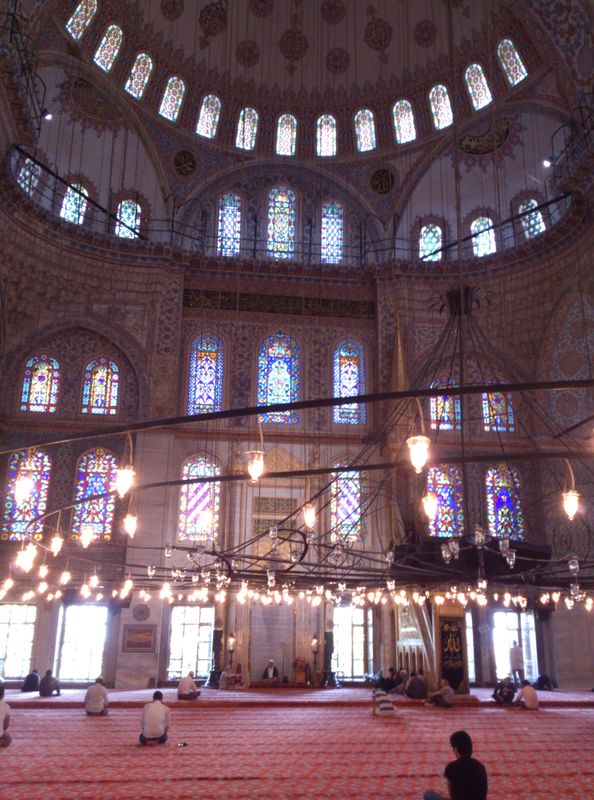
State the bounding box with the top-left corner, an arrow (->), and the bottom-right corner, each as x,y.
424,730 -> 488,800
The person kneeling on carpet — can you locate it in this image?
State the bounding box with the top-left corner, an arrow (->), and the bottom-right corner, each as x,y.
405,670 -> 427,699
84,677 -> 109,716
492,676 -> 515,706
177,671 -> 200,700
424,678 -> 455,708
423,730 -> 488,800
0,686 -> 12,748
139,691 -> 170,744
39,669 -> 60,697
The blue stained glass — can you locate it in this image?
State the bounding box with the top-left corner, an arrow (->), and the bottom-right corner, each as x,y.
321,200 -> 344,264
486,464 -> 525,540
196,94 -> 221,138
178,456 -> 220,543
187,333 -> 224,414
482,392 -> 515,432
354,109 -> 376,152
316,114 -> 337,157
60,184 -> 88,225
430,378 -> 461,431
267,187 -> 296,260
82,358 -> 119,415
17,158 -> 41,195
426,465 -> 464,537
66,0 -> 97,40
72,449 -> 117,543
236,107 -> 258,150
217,193 -> 242,257
257,332 -> 300,424
333,339 -> 366,424
419,224 -> 442,261
2,449 -> 51,541
115,200 -> 141,239
276,114 -> 297,156
519,199 -> 546,238
497,39 -> 528,86
429,85 -> 453,130
392,100 -> 416,143
124,53 -> 153,99
159,76 -> 186,122
471,216 -> 496,256
465,63 -> 492,110
93,25 -> 123,72
331,466 -> 364,543
20,354 -> 61,413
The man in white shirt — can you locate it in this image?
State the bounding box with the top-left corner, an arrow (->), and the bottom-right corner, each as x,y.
0,686 -> 12,748
219,664 -> 237,690
177,671 -> 200,700
84,677 -> 109,716
515,680 -> 539,710
139,691 -> 170,744
262,660 -> 279,683
509,640 -> 525,686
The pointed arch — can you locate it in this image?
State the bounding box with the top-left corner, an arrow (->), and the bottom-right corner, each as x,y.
196,94 -> 221,138
72,449 -> 118,543
124,53 -> 154,99
187,333 -> 224,414
333,338 -> 366,424
20,354 -> 61,413
257,332 -> 300,424
426,465 -> 464,537
93,25 -> 123,72
2,449 -> 51,541
482,391 -> 515,432
267,186 -> 297,259
519,198 -> 546,238
60,184 -> 88,225
486,464 -> 525,540
115,199 -> 141,238
81,357 -> 120,415
236,107 -> 259,150
470,216 -> 496,256
178,455 -> 221,543
17,158 -> 41,195
419,223 -> 442,262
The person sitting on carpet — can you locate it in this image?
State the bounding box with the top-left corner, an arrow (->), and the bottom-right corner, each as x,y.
177,671 -> 200,700
533,673 -> 554,691
514,679 -> 539,710
405,670 -> 427,699
21,669 -> 40,693
0,686 -> 12,748
262,660 -> 279,683
423,730 -> 488,800
84,677 -> 109,716
377,667 -> 398,693
139,691 -> 170,745
424,678 -> 455,708
492,676 -> 516,706
39,669 -> 60,697
219,664 -> 237,690
392,669 -> 409,694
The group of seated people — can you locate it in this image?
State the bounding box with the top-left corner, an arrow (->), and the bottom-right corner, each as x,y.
22,668 -> 61,697
492,676 -> 541,710
376,667 -> 428,699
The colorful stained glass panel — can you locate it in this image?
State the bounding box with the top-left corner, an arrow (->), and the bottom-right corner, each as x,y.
217,193 -> 241,257
321,200 -> 344,264
392,100 -> 416,144
124,53 -> 153,99
419,224 -> 442,261
115,200 -> 141,239
497,39 -> 528,86
17,159 -> 41,195
257,332 -> 300,424
471,217 -> 496,257
93,25 -> 123,72
267,187 -> 296,260
72,449 -> 117,542
331,467 -> 364,543
429,379 -> 461,431
178,457 -> 221,543
482,392 -> 515,432
354,109 -> 376,152
236,107 -> 259,150
66,0 -> 97,40
465,63 -> 492,110
316,114 -> 337,157
333,339 -> 366,424
276,114 -> 297,156
519,199 -> 546,238
159,76 -> 186,122
20,354 -> 60,413
486,464 -> 525,540
187,334 -> 224,414
2,449 -> 51,541
426,465 -> 464,537
429,85 -> 453,130
60,184 -> 88,225
81,358 -> 120,415
196,94 -> 221,138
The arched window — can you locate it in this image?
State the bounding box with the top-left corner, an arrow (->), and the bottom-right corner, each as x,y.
236,107 -> 259,150
20,355 -> 61,413
471,216 -> 496,257
178,456 -> 221,543
2,449 -> 51,541
267,187 -> 296,259
115,200 -> 141,239
81,358 -> 119,415
72,449 -> 118,543
519,198 -> 546,238
159,76 -> 186,122
354,109 -> 376,152
276,114 -> 297,156
497,39 -> 528,86
60,184 -> 88,225
333,339 -> 366,425
196,94 -> 221,138
486,464 -> 525,540
426,465 -> 464,537
392,100 -> 416,144
17,158 -> 41,195
66,0 -> 97,40
482,391 -> 515,433
93,25 -> 123,72
124,53 -> 154,99
217,192 -> 242,257
429,378 -> 461,431
316,114 -> 337,157
187,333 -> 224,415
419,224 -> 442,261
429,85 -> 453,130
464,63 -> 492,110
331,465 -> 364,543
321,200 -> 344,264
257,332 -> 300,424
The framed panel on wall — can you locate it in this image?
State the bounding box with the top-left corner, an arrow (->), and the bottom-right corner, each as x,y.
122,624 -> 157,652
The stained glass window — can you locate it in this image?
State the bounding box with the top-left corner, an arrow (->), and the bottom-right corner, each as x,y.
196,94 -> 221,138
66,0 -> 97,40
187,333 -> 224,415
497,39 -> 528,86
426,465 -> 464,537
429,85 -> 453,130
257,332 -> 300,424
72,449 -> 117,543
20,354 -> 61,413
430,378 -> 461,431
331,465 -> 364,543
419,224 -> 442,261
17,158 -> 41,195
316,114 -> 337,157
482,392 -> 515,432
60,184 -> 88,225
2,449 -> 51,541
519,198 -> 546,238
321,200 -> 344,264
115,199 -> 141,239
178,456 -> 221,543
464,63 -> 492,110
217,192 -> 242,257
267,187 -> 296,260
93,25 -> 123,72
236,107 -> 259,150
486,464 -> 525,540
333,339 -> 366,424
124,53 -> 153,99
81,358 -> 119,415
354,109 -> 376,152
471,216 -> 496,257
392,100 -> 417,144
276,114 -> 297,156
159,76 -> 186,122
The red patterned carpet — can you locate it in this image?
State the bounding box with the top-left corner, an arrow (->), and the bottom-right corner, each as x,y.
3,700 -> 593,799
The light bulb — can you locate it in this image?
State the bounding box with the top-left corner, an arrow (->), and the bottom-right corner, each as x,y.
37,581 -> 48,594
246,450 -> 265,482
89,573 -> 99,588
50,534 -> 64,557
3,578 -> 14,590
406,435 -> 431,473
123,514 -> 138,538
164,544 -> 173,558
422,492 -> 438,520
80,525 -> 94,549
562,489 -> 579,521
543,158 -> 551,168
568,555 -> 579,575
449,539 -> 460,559
38,564 -> 48,579
80,584 -> 91,598
115,465 -> 135,499
147,564 -> 156,578
59,570 -> 71,585
302,502 -> 316,530
14,471 -> 35,507
16,543 -> 37,573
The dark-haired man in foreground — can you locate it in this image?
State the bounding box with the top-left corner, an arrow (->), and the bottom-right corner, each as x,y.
139,691 -> 170,744
423,730 -> 488,800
